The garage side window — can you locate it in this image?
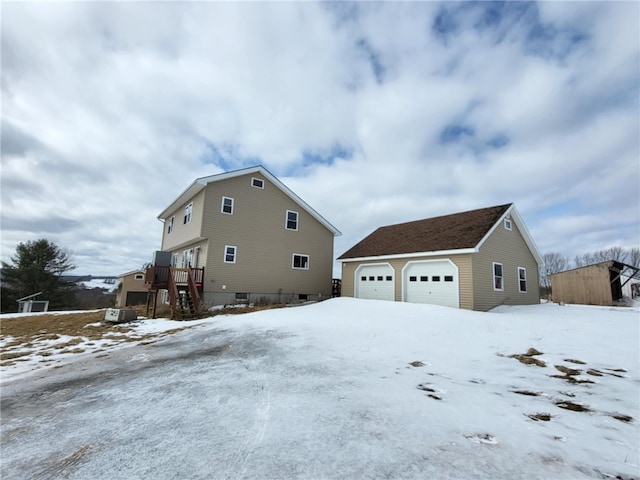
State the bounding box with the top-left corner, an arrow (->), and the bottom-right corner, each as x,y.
518,267 -> 527,293
493,262 -> 504,291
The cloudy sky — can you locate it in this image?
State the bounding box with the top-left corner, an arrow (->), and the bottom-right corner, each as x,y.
2,1 -> 638,277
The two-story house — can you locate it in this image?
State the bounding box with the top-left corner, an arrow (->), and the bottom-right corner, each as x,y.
149,165 -> 341,313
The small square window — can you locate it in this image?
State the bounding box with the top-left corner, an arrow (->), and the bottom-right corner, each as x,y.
369,276 -> 375,281
504,218 -> 512,230
251,177 -> 264,189
409,276 -> 417,282
135,274 -> 144,280
224,245 -> 237,263
420,276 -> 428,282
221,196 -> 234,214
444,275 -> 453,282
386,276 -> 392,281
292,254 -> 309,270
361,276 -> 367,281
432,276 -> 441,282
286,210 -> 299,231
377,276 -> 383,281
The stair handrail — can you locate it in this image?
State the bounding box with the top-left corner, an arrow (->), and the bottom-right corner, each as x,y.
186,268 -> 201,314
167,266 -> 179,319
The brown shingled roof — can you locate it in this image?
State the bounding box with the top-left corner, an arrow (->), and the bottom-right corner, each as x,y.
338,203 -> 512,259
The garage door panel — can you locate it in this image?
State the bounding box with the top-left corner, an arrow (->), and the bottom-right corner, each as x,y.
404,261 -> 459,308
356,265 -> 394,301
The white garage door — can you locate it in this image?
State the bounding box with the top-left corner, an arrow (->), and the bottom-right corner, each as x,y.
356,264 -> 395,301
404,260 -> 459,308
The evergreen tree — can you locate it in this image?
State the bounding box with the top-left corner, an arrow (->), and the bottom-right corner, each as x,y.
1,239 -> 77,313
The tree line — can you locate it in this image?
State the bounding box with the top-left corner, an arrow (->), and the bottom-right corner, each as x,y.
540,247 -> 640,289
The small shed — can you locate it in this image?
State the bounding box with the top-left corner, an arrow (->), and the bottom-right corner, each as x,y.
17,292 -> 49,313
115,270 -> 150,307
550,261 -> 640,306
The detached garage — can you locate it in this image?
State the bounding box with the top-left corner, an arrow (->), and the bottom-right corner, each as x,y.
338,203 -> 542,311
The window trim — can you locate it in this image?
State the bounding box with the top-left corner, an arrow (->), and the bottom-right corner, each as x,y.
286,210 -> 299,231
292,253 -> 309,270
167,216 -> 175,234
221,196 -> 234,215
183,203 -> 193,224
518,267 -> 527,293
224,245 -> 237,264
493,262 -> 504,291
504,218 -> 512,230
251,177 -> 264,189
134,274 -> 144,280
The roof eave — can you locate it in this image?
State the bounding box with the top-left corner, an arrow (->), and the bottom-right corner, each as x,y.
338,248 -> 478,263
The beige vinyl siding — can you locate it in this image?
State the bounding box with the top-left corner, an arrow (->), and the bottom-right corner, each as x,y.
472,220 -> 540,311
160,189 -> 206,252
200,173 -> 334,301
341,253 -> 474,309
116,271 -> 148,307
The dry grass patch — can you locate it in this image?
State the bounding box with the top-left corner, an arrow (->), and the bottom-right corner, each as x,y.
505,348 -> 547,367
555,400 -> 591,412
527,413 -> 552,422
512,390 -> 543,396
564,358 -> 587,365
610,413 -> 633,423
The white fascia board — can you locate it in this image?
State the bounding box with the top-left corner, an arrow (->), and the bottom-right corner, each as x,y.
475,204 -> 544,266
157,165 -> 341,236
338,248 -> 477,263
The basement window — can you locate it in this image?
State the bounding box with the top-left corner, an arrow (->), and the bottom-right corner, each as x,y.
251,177 -> 264,189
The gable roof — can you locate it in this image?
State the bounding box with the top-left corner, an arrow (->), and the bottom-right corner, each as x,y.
338,203 -> 542,264
158,165 -> 341,236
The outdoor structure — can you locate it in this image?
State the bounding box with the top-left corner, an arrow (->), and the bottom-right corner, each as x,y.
549,261 -> 640,306
115,270 -> 149,307
147,165 -> 341,315
338,203 -> 542,311
16,292 -> 49,313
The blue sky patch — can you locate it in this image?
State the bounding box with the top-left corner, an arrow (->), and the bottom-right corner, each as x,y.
440,124 -> 475,144
355,37 -> 386,84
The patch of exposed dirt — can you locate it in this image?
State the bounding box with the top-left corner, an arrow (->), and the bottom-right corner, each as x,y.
554,400 -> 591,412
502,347 -> 546,367
564,358 -> 587,365
409,361 -> 425,367
527,413 -> 552,421
555,365 -> 582,376
512,390 -> 543,396
609,413 -> 633,422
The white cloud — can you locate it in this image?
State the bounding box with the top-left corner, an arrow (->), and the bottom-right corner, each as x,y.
1,2 -> 638,276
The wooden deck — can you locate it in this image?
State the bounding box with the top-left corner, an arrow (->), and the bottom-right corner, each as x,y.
145,266 -> 204,319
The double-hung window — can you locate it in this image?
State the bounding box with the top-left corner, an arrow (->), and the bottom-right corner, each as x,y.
224,245 -> 237,264
286,210 -> 299,231
518,267 -> 527,293
183,203 -> 193,224
292,254 -> 309,270
221,196 -> 234,215
493,262 -> 504,291
167,216 -> 175,234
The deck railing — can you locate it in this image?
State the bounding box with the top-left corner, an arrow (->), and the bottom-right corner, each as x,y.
145,266 -> 204,289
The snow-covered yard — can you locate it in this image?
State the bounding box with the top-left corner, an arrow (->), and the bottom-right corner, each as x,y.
1,298 -> 638,479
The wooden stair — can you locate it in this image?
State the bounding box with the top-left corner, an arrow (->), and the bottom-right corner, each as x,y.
145,266 -> 204,320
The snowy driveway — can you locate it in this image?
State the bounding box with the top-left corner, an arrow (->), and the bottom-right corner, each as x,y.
1,299 -> 638,479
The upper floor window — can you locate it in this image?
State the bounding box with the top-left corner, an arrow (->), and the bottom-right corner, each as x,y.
504,218 -> 512,230
224,245 -> 237,264
251,177 -> 264,189
183,203 -> 193,224
518,267 -> 527,293
134,274 -> 144,280
493,262 -> 504,291
286,210 -> 299,231
167,216 -> 175,234
292,254 -> 309,269
221,196 -> 234,215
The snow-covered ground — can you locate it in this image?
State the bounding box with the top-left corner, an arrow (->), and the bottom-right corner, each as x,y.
1,298 -> 638,479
